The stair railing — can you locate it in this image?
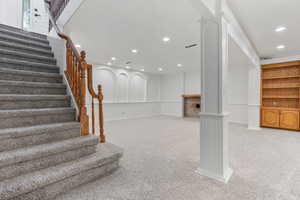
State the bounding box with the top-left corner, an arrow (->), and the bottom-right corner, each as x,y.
44,0 -> 105,143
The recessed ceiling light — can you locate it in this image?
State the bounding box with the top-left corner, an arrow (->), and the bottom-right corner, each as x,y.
111,57 -> 116,61
141,69 -> 145,72
277,45 -> 285,50
177,64 -> 182,67
75,44 -> 81,48
275,26 -> 286,32
107,62 -> 112,66
131,49 -> 138,53
163,37 -> 170,42
158,68 -> 163,72
125,66 -> 131,69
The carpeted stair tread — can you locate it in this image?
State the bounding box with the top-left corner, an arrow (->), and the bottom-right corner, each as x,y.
0,135 -> 98,168
0,122 -> 80,139
0,67 -> 61,78
0,57 -> 59,73
0,40 -> 53,56
0,80 -> 66,88
0,143 -> 123,200
0,48 -> 56,64
0,28 -> 49,44
0,33 -> 51,50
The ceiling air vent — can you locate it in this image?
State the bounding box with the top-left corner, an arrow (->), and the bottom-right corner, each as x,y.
185,44 -> 198,49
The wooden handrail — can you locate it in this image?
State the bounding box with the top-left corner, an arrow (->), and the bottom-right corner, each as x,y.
45,0 -> 105,143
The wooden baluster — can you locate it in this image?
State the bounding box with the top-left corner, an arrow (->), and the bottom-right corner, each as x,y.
79,51 -> 89,136
92,97 -> 95,135
66,45 -> 72,86
98,85 -> 105,143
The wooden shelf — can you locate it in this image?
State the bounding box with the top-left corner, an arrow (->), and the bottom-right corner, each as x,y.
263,96 -> 299,99
182,94 -> 201,98
261,61 -> 300,131
262,61 -> 300,70
262,75 -> 300,80
263,85 -> 300,89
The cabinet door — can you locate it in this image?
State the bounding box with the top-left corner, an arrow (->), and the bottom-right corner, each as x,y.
280,111 -> 300,130
261,109 -> 280,128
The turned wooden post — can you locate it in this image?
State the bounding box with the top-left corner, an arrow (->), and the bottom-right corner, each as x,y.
66,44 -> 73,87
98,85 -> 105,143
92,97 -> 95,135
79,51 -> 89,136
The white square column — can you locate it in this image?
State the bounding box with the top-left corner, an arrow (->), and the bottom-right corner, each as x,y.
196,17 -> 233,183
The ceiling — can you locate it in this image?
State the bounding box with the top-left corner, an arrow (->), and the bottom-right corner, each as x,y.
227,0 -> 300,59
64,0 -> 202,74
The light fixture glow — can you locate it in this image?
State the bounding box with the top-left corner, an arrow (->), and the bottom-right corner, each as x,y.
177,64 -> 182,67
277,45 -> 285,50
131,49 -> 138,53
107,62 -> 112,66
125,66 -> 131,69
158,68 -> 163,71
275,26 -> 286,32
111,57 -> 116,61
141,69 -> 145,72
75,44 -> 81,48
163,37 -> 170,42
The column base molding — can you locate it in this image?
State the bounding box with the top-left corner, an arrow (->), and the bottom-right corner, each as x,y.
247,126 -> 262,131
196,167 -> 233,183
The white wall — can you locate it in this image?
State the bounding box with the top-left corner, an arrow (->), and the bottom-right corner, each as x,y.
228,63 -> 249,125
160,70 -> 201,117
160,73 -> 184,117
87,66 -> 162,122
0,0 -> 23,28
184,70 -> 201,94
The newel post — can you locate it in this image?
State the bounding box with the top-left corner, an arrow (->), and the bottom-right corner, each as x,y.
79,51 -> 89,136
98,85 -> 106,143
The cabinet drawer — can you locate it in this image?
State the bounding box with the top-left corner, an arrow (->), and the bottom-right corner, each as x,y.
280,110 -> 300,130
261,109 -> 280,128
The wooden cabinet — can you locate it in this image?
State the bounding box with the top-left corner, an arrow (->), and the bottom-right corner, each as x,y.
261,61 -> 300,131
261,108 -> 300,130
280,110 -> 299,130
261,109 -> 280,128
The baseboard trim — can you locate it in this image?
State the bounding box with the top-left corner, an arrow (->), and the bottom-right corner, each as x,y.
195,167 -> 233,183
105,114 -> 161,122
229,121 -> 248,126
247,126 -> 262,131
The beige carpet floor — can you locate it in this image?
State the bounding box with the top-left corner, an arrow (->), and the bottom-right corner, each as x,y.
55,116 -> 300,200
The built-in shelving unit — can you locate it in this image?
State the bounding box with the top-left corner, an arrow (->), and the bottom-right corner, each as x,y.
261,61 -> 300,131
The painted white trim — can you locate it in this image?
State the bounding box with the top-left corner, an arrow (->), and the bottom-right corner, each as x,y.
105,114 -> 161,122
248,126 -> 262,131
196,167 -> 233,184
229,121 -> 247,126
222,2 -> 260,67
199,112 -> 230,117
260,55 -> 300,65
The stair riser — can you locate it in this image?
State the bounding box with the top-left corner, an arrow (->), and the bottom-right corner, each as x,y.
0,25 -> 47,39
0,85 -> 66,95
0,73 -> 62,83
10,160 -> 119,200
0,30 -> 49,45
0,35 -> 50,51
0,98 -> 70,110
0,62 -> 59,73
0,111 -> 75,129
0,44 -> 53,57
0,52 -> 56,65
0,145 -> 96,181
0,126 -> 79,152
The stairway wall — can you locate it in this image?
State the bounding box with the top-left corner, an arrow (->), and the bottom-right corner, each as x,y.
0,0 -> 23,28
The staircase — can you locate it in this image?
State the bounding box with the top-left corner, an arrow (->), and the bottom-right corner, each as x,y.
0,24 -> 122,200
